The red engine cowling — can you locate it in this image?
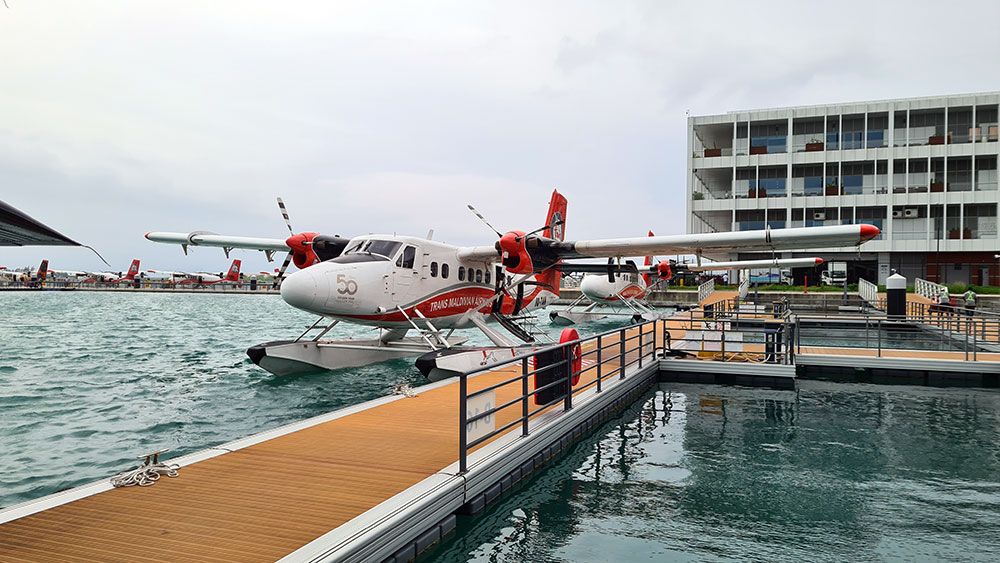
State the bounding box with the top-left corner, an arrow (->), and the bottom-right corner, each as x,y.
657,261 -> 673,280
499,231 -> 533,274
285,232 -> 321,269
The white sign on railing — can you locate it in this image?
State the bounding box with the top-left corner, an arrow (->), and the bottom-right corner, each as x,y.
914,278 -> 945,299
858,278 -> 879,307
465,390 -> 496,443
698,278 -> 716,303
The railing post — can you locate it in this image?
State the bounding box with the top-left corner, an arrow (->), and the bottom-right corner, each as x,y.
638,324 -> 644,369
619,328 -> 626,380
521,357 -> 529,436
596,334 -> 603,393
877,319 -> 882,357
459,373 -> 468,473
563,343 -> 573,412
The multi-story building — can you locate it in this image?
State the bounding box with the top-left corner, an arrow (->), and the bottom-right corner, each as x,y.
687,92 -> 999,285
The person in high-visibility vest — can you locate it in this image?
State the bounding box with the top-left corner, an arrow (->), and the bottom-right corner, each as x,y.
964,288 -> 977,316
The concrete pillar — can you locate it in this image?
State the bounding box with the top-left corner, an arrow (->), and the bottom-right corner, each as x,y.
886,271 -> 907,319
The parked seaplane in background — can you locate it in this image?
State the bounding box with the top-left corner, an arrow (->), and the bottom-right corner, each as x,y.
550,232 -> 825,325
146,191 -> 879,380
0,260 -> 50,283
85,259 -> 142,283
145,259 -> 242,285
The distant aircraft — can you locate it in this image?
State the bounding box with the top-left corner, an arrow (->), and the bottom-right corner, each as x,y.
146,259 -> 242,285
0,259 -> 50,283
86,259 -> 142,283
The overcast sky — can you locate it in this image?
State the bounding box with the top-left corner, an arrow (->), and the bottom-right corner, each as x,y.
2,0 -> 999,273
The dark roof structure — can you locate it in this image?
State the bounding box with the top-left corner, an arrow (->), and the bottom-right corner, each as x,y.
0,200 -> 80,247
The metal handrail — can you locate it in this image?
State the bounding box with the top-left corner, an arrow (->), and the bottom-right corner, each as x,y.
458,320 -> 660,473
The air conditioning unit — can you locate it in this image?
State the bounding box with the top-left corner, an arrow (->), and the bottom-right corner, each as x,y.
891,210 -> 904,218
812,212 -> 826,221
903,208 -> 919,218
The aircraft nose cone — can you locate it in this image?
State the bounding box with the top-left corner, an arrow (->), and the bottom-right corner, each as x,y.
280,269 -> 319,312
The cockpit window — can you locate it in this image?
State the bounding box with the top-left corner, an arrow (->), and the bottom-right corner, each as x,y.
344,239 -> 366,255
346,239 -> 402,260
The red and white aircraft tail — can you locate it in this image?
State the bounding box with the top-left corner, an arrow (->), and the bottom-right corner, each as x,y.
115,259 -> 141,282
37,260 -> 49,282
532,190 -> 568,299
225,259 -> 242,282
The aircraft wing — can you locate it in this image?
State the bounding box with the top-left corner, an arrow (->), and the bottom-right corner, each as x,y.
145,232 -> 290,252
682,257 -> 824,272
458,224 -> 878,262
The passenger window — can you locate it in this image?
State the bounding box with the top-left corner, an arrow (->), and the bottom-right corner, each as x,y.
485,269 -> 491,285
458,266 -> 465,281
430,262 -> 438,277
475,269 -> 483,284
400,246 -> 416,269
441,263 -> 449,279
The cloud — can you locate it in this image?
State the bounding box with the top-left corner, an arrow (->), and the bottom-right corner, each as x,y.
1,0 -> 999,272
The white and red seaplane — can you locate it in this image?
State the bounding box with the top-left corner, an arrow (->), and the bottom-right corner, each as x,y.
146,191 -> 879,379
550,232 -> 826,325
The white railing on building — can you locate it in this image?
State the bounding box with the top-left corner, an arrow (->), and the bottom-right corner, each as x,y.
738,273 -> 749,301
698,278 -> 716,304
858,278 -> 879,308
914,278 -> 946,300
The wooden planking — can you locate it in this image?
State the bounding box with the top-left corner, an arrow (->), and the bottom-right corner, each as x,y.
798,345 -> 1000,362
699,290 -> 738,307
0,327 -> 660,563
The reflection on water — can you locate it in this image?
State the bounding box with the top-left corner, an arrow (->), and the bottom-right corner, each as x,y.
427,382 -> 1000,562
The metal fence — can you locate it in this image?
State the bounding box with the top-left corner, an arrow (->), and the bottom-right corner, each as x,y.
457,320 -> 660,473
793,313 -> 999,360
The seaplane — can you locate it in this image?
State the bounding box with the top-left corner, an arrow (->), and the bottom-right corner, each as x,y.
85,259 -> 142,283
549,232 -> 825,325
0,259 -> 92,283
145,259 -> 242,286
146,191 -> 880,380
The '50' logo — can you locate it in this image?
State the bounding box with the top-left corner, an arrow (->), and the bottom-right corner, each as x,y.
337,274 -> 359,295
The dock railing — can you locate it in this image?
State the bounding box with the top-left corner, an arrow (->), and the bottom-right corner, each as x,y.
458,320 -> 660,473
697,278 -> 715,304
793,312 -> 999,361
914,277 -> 946,300
858,278 -> 879,309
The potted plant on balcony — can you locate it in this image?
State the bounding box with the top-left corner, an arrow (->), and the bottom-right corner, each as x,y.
824,181 -> 839,196
948,229 -> 960,239
703,146 -> 722,157
805,138 -> 824,152
692,192 -> 705,200
749,145 -> 768,155
930,180 -> 945,192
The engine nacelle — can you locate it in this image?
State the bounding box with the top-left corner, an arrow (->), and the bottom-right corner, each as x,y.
498,231 -> 534,274
285,232 -> 320,269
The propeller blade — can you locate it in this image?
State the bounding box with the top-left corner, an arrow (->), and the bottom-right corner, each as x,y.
277,197 -> 294,236
519,218 -> 564,241
274,251 -> 294,284
467,204 -> 503,237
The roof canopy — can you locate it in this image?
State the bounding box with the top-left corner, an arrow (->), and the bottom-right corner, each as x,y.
0,200 -> 80,247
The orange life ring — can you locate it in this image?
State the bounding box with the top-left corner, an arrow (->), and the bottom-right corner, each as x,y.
560,328 -> 582,385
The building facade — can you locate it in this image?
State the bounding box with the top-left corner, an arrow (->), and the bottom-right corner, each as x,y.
687,92 -> 999,285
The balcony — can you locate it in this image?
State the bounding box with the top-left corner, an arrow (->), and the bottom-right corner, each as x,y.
748,135 -> 787,155
735,179 -> 786,198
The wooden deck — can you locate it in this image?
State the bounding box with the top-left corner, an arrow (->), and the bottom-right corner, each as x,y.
0,330 -> 656,563
699,290 -> 738,308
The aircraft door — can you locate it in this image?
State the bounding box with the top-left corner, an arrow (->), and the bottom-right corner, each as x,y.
392,245 -> 419,304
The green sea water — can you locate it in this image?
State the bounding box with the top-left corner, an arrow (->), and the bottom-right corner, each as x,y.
3,292 -> 999,562
426,383 -> 1000,562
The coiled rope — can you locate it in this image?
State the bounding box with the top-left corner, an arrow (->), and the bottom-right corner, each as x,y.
110,450 -> 179,488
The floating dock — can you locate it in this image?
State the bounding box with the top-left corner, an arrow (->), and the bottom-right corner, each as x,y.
3,293 -> 999,562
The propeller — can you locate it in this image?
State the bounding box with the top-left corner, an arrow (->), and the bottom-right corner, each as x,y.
273,197 -> 319,285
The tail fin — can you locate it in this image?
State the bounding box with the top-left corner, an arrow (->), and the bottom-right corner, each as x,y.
536,189 -> 568,296
641,230 -> 655,287
125,259 -> 140,279
542,189 -> 568,242
225,259 -> 241,281
37,260 -> 49,282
